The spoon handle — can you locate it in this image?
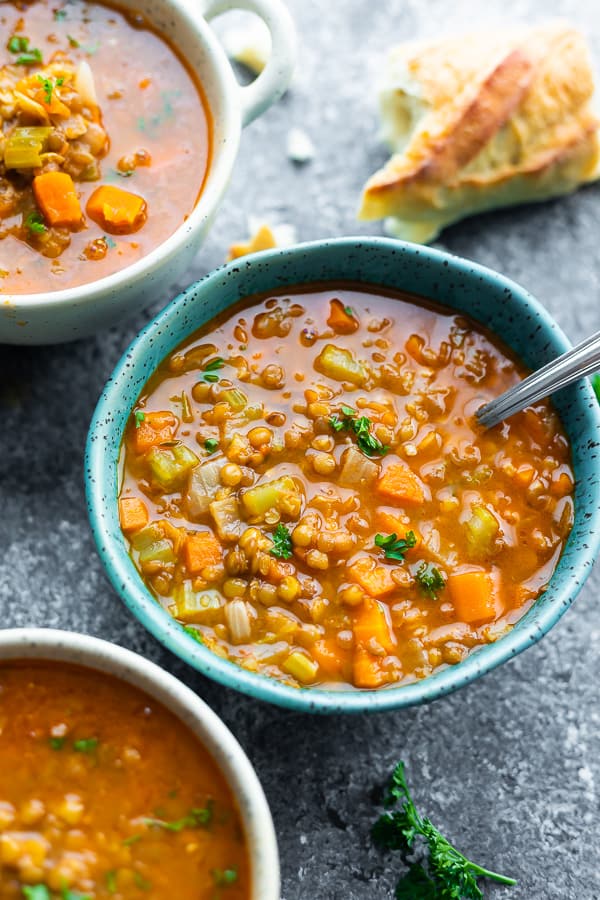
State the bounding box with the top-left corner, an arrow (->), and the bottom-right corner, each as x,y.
476,330 -> 600,429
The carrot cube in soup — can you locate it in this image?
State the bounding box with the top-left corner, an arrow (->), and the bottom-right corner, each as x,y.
33,172 -> 82,228
132,411 -> 177,454
312,638 -> 346,677
377,463 -> 425,505
87,184 -> 147,234
353,597 -> 396,653
184,531 -> 222,575
377,510 -> 421,549
348,557 -> 396,598
353,645 -> 393,689
448,570 -> 498,624
327,298 -> 359,334
119,497 -> 149,534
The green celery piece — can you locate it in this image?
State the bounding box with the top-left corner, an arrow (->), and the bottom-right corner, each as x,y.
138,538 -> 177,566
4,126 -> 52,169
147,445 -> 198,490
130,522 -> 164,551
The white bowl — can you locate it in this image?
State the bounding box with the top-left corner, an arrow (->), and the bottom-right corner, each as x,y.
0,627 -> 280,899
0,0 -> 296,344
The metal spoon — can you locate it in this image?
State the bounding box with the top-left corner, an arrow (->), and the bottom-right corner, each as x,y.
476,330 -> 600,429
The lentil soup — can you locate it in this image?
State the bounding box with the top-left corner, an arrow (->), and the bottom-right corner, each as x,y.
0,662 -> 250,898
0,0 -> 211,294
118,285 -> 575,691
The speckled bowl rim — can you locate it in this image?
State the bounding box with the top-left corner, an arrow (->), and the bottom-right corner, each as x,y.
85,237 -> 600,714
0,627 -> 280,899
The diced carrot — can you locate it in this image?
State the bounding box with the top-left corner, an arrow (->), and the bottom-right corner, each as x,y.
132,411 -> 177,454
376,510 -> 422,549
377,463 -> 425,506
326,298 -> 359,334
348,557 -> 396,598
33,88 -> 70,118
448,570 -> 498,624
353,645 -> 392,689
184,532 -> 222,575
33,172 -> 82,228
86,184 -> 147,234
513,463 -> 535,489
312,638 -> 346,677
118,497 -> 148,534
353,597 -> 396,653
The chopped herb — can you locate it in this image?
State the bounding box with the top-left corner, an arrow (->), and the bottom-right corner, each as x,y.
22,888 -> 50,900
67,34 -> 80,47
25,211 -> 47,234
62,890 -> 92,900
37,75 -> 64,104
122,833 -> 142,846
8,35 -> 29,53
373,761 -> 516,899
415,563 -> 445,600
116,168 -> 134,177
329,405 -> 388,456
213,867 -> 238,887
15,39 -> 43,65
270,523 -> 293,560
375,530 -> 416,562
73,737 -> 98,754
134,410 -> 145,429
133,873 -> 151,891
592,373 -> 600,403
200,357 -> 224,383
183,625 -> 204,645
204,438 -> 219,453
54,8 -> 68,20
143,803 -> 213,832
49,736 -> 66,750
344,306 -> 354,316
105,870 -> 117,893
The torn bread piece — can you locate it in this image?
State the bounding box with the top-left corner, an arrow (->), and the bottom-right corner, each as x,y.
227,219 -> 297,260
359,23 -> 600,243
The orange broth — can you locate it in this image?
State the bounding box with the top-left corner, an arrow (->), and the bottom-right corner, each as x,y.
0,0 -> 211,294
0,662 -> 250,898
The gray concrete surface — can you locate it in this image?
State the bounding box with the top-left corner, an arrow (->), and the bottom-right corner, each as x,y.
1,1 -> 599,897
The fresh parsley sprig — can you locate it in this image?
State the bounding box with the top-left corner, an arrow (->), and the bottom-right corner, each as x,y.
8,36 -> 43,65
25,211 -> 46,234
143,803 -> 212,832
37,74 -> 64,104
375,530 -> 416,562
270,523 -> 293,560
329,405 -> 388,457
415,563 -> 445,600
373,762 -> 517,899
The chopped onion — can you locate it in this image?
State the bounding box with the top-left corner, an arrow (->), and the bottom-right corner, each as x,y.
225,600 -> 252,644
75,60 -> 98,108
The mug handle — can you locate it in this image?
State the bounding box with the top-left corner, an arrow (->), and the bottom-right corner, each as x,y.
199,0 -> 296,127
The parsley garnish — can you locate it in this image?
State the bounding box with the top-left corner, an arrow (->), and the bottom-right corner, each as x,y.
373,761 -> 517,898
62,890 -> 92,900
329,405 -> 388,457
183,625 -> 204,645
122,833 -> 142,846
200,357 -> 224,383
49,736 -> 66,750
143,803 -> 213,832
25,211 -> 46,234
133,873 -> 151,891
8,37 -> 43,66
415,563 -> 445,600
67,34 -> 80,47
375,530 -> 416,562
73,737 -> 98,754
37,75 -> 64,104
105,870 -> 117,893
116,168 -> 134,177
270,523 -> 293,560
54,8 -> 67,20
592,373 -> 600,403
134,410 -> 145,428
204,438 -> 219,453
344,306 -> 354,316
22,888 -> 50,900
213,867 -> 238,887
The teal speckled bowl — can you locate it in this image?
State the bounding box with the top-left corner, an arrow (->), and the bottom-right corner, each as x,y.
85,238 -> 600,713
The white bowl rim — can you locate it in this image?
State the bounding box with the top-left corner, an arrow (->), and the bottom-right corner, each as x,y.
0,626 -> 280,900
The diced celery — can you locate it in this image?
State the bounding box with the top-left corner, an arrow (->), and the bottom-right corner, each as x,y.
315,344 -> 368,385
138,539 -> 177,565
241,475 -> 299,517
282,651 -> 319,683
465,506 -> 499,558
171,583 -> 223,624
220,388 -> 247,412
148,445 -> 199,490
130,522 -> 164,551
4,127 -> 52,169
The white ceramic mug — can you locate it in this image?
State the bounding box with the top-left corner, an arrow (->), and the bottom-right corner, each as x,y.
0,0 -> 296,345
0,628 -> 281,898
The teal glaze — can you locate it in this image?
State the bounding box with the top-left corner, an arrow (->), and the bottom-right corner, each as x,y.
85,238 -> 600,713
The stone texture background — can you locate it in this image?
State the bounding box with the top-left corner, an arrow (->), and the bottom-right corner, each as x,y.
1,0 -> 599,897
